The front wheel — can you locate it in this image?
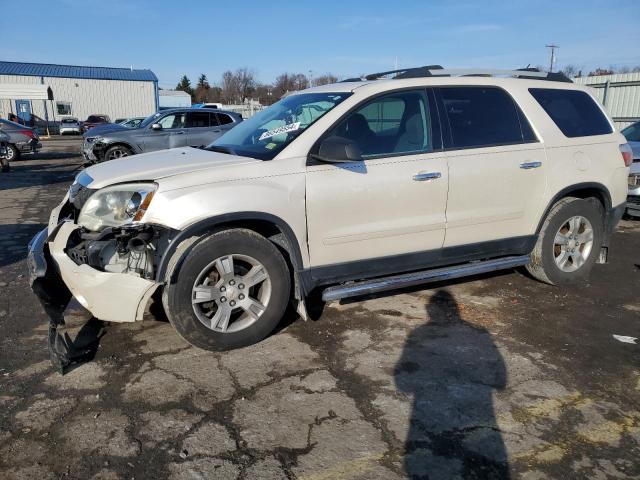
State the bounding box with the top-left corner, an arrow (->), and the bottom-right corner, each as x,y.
164,229 -> 291,351
527,197 -> 604,285
5,144 -> 19,162
104,145 -> 133,161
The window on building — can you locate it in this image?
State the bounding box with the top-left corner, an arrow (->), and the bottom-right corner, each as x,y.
56,102 -> 72,116
440,87 -> 532,149
529,88 -> 613,138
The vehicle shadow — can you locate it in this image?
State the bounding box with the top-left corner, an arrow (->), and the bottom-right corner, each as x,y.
395,290 -> 510,479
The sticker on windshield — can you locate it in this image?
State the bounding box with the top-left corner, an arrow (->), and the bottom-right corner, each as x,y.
259,122 -> 301,141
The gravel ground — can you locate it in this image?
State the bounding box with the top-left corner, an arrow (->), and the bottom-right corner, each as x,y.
0,138 -> 639,480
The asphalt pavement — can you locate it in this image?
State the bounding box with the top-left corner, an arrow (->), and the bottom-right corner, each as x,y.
0,138 -> 639,479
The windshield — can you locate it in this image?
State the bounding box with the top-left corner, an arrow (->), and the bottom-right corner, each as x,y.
207,92 -> 351,160
139,112 -> 165,129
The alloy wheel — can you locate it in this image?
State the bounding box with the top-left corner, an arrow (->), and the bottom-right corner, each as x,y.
553,215 -> 594,272
191,254 -> 272,333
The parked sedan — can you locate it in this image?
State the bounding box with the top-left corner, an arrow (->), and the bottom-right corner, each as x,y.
59,117 -> 82,135
82,108 -> 241,162
623,121 -> 640,217
82,114 -> 111,133
0,119 -> 42,161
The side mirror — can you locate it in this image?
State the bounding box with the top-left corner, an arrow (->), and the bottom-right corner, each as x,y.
311,136 -> 362,163
151,123 -> 162,131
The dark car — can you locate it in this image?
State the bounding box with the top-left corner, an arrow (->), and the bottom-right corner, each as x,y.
82,114 -> 111,133
82,108 -> 242,162
0,119 -> 42,161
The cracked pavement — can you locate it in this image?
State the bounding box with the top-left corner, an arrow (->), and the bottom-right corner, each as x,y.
1,139 -> 639,479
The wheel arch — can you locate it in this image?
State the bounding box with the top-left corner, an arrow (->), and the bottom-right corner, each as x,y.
98,141 -> 136,159
156,212 -> 306,290
536,182 -> 612,235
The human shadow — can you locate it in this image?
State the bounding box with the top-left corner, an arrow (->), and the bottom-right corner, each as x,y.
395,290 -> 510,479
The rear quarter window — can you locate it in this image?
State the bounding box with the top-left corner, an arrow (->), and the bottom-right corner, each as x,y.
529,88 -> 613,138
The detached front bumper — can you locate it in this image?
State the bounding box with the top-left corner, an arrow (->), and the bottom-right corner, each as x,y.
28,221 -> 159,371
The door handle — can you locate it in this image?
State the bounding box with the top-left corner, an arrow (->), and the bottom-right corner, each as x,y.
520,161 -> 542,169
413,172 -> 442,181
176,131 -> 185,135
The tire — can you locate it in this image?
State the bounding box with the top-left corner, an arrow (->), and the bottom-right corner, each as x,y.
103,144 -> 133,161
6,144 -> 19,162
526,197 -> 604,285
164,229 -> 291,351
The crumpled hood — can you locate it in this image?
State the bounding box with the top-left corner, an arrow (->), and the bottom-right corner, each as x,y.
83,147 -> 260,188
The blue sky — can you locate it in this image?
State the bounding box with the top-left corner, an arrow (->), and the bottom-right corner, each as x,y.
2,0 -> 638,88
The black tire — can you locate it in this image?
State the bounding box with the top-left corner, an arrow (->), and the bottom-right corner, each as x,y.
164,229 -> 291,351
526,197 -> 604,285
103,144 -> 133,161
6,144 -> 19,162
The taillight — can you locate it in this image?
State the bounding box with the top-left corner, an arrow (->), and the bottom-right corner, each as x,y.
20,130 -> 36,140
621,143 -> 633,167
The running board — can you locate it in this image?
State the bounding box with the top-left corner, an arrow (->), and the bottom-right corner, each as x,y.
321,255 -> 530,302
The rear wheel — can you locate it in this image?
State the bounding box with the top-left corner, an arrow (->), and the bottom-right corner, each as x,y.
104,145 -> 133,161
527,197 -> 604,285
164,229 -> 291,351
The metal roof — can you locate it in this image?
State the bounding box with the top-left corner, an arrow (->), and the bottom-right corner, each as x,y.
0,61 -> 158,82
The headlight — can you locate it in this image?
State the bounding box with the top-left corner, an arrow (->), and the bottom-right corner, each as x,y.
85,136 -> 100,144
78,183 -> 157,231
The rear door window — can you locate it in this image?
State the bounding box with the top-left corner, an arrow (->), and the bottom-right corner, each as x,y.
216,113 -> 234,125
439,86 -> 535,149
187,111 -> 211,128
529,88 -> 613,138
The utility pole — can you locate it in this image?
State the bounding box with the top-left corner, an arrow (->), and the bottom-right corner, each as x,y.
546,44 -> 559,72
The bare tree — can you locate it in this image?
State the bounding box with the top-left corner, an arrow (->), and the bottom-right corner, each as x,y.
559,64 -> 580,78
312,74 -> 338,86
220,68 -> 257,103
273,73 -> 309,98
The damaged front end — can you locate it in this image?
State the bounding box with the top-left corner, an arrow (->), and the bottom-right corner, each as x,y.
28,181 -> 175,373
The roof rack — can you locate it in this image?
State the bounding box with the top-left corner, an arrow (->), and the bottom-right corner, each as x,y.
341,66 -> 572,83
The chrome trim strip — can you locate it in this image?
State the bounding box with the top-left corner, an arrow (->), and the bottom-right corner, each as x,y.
321,255 -> 530,302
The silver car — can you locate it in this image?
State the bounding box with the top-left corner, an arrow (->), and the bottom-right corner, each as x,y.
622,121 -> 640,217
82,108 -> 242,162
59,117 -> 82,135
0,118 -> 42,161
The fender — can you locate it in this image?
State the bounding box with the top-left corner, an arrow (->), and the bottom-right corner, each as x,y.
536,182 -> 612,235
155,212 -> 306,285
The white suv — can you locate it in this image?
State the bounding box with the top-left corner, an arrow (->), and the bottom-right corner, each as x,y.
28,66 -> 630,369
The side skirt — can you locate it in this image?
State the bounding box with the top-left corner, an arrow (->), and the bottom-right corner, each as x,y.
321,255 -> 530,302
299,235 -> 536,294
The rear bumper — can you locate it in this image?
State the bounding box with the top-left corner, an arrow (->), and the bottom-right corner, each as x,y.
627,183 -> 640,215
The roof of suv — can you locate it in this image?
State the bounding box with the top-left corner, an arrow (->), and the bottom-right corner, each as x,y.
294,67 -> 582,95
160,107 -> 241,117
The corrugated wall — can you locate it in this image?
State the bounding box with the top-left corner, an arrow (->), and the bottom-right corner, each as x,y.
575,72 -> 640,130
0,74 -> 156,126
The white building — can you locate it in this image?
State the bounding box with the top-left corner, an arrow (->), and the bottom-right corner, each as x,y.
159,89 -> 191,109
575,72 -> 640,129
0,61 -> 158,128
